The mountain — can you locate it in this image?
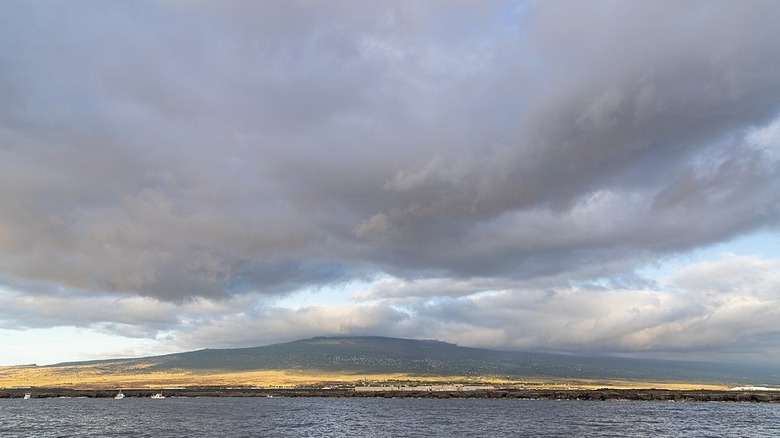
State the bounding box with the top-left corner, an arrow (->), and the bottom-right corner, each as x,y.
50,336 -> 780,385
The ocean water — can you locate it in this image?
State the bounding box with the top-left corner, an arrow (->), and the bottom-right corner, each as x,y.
1,397 -> 779,437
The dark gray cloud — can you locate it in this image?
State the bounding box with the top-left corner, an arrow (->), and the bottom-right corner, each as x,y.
1,1 -> 780,362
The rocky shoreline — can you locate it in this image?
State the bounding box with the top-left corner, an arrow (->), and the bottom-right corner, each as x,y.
2,387 -> 780,402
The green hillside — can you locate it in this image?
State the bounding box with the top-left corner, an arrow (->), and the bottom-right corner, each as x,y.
50,336 -> 780,385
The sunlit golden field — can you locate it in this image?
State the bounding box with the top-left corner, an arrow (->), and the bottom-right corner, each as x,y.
0,364 -> 728,390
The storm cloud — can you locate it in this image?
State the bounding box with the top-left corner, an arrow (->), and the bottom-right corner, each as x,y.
1,1 -> 780,363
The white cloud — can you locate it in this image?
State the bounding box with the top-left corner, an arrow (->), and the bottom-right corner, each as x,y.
747,115 -> 780,160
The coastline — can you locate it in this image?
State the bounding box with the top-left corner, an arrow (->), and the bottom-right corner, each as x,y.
3,387 -> 780,403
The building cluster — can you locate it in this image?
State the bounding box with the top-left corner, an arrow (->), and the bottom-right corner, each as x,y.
354,384 -> 495,392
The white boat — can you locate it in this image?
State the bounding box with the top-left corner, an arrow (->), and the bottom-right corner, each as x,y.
23,392 -> 31,399
150,393 -> 165,399
114,391 -> 125,399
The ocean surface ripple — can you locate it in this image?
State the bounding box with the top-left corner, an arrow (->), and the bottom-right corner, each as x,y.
1,397 -> 779,437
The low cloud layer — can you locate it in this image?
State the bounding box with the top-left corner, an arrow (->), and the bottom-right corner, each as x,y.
3,253 -> 779,364
1,1 -> 780,364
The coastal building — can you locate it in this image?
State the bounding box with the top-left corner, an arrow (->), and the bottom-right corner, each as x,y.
355,384 -> 495,392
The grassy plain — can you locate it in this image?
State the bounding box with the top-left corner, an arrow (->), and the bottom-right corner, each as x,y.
0,364 -> 729,390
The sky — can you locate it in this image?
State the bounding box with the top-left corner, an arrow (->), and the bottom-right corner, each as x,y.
1,0 -> 780,367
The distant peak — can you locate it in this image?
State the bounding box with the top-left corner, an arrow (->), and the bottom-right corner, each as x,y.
302,335 -> 455,346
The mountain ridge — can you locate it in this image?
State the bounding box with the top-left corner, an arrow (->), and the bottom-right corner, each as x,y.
44,336 -> 780,385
